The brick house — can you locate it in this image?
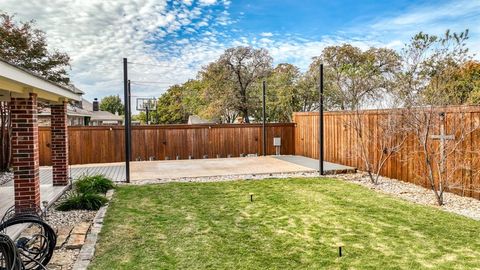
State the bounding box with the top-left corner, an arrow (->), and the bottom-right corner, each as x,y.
0,59 -> 82,212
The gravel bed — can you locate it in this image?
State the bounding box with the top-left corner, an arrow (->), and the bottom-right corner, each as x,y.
46,193 -> 97,270
45,207 -> 96,229
336,172 -> 480,221
0,171 -> 12,186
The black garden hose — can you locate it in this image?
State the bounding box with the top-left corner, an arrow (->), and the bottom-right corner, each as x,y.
0,233 -> 23,270
0,214 -> 56,270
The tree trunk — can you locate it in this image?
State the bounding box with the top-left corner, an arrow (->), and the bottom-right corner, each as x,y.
0,101 -> 12,171
243,108 -> 250,123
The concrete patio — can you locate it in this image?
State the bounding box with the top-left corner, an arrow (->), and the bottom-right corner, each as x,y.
66,155 -> 355,182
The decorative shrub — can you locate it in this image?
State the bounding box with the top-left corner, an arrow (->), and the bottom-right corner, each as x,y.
56,192 -> 108,211
75,174 -> 114,194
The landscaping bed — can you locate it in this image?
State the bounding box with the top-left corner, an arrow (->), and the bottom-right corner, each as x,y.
90,178 -> 480,269
338,173 -> 480,220
45,205 -> 96,270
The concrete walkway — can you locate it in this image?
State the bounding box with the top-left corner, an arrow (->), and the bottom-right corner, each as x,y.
40,164 -> 126,183
0,175 -> 69,238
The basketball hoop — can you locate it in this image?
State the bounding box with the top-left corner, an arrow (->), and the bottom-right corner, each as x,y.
136,98 -> 157,124
136,98 -> 157,111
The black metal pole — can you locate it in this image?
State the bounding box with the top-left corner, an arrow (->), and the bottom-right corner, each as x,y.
319,64 -> 324,175
146,107 -> 149,125
127,79 -> 132,158
123,58 -> 130,183
262,80 -> 266,156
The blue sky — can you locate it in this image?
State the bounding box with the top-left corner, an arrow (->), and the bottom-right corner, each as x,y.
1,0 -> 479,105
229,0 -> 415,37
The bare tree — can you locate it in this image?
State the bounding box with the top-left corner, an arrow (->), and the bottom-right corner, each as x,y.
397,30 -> 477,205
349,110 -> 408,184
317,44 -> 402,184
403,107 -> 478,205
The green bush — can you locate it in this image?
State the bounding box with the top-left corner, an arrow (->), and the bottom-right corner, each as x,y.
57,192 -> 108,211
75,174 -> 114,194
56,174 -> 114,211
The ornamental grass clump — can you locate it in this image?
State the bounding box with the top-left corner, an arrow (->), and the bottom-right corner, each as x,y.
75,174 -> 115,194
56,192 -> 108,211
57,174 -> 114,211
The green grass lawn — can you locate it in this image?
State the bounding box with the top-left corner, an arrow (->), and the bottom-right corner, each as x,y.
89,178 -> 480,270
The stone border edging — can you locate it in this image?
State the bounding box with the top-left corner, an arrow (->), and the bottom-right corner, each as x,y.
72,189 -> 114,270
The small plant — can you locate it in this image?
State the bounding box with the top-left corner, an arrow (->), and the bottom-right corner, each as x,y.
56,174 -> 114,211
57,192 -> 108,211
75,174 -> 114,194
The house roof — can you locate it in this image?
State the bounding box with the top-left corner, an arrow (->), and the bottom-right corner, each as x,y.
82,99 -> 122,121
188,115 -> 215,124
0,58 -> 82,102
39,99 -> 123,121
81,98 -> 94,111
39,104 -> 93,117
91,110 -> 123,122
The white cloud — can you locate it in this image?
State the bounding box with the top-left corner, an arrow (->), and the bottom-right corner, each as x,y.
1,0 -> 478,111
199,0 -> 217,6
0,0 -> 232,107
367,0 -> 480,55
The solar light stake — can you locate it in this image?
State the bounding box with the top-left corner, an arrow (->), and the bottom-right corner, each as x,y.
42,200 -> 49,218
339,246 -> 342,257
250,194 -> 253,202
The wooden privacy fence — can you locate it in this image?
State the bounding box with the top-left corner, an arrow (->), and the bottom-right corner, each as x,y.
39,123 -> 295,166
293,107 -> 480,199
38,107 -> 480,199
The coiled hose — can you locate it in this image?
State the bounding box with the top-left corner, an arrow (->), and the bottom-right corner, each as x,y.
0,233 -> 23,270
0,213 -> 56,270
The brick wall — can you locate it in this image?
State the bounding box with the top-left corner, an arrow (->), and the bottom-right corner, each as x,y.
10,93 -> 40,212
51,102 -> 69,186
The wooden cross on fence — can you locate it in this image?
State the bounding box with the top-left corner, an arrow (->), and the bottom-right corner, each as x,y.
429,112 -> 455,173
